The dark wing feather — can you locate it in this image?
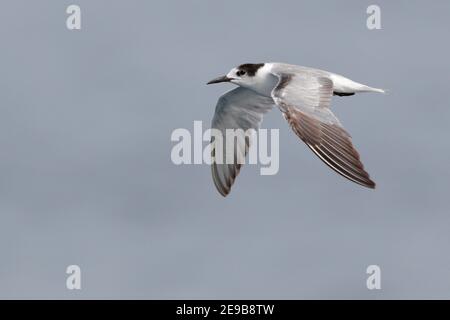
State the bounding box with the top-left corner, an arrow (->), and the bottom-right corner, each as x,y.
270,64 -> 375,188
283,107 -> 375,188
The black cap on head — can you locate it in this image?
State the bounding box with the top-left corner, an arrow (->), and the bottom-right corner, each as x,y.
237,63 -> 265,77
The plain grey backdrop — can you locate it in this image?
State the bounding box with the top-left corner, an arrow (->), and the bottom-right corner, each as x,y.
0,0 -> 449,299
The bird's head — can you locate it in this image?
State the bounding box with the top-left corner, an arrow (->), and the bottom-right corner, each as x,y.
207,63 -> 265,88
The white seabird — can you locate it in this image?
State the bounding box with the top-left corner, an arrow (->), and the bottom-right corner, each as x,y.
207,63 -> 385,197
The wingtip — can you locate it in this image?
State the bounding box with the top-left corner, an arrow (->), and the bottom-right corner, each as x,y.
215,185 -> 230,197
211,164 -> 231,197
365,180 -> 376,189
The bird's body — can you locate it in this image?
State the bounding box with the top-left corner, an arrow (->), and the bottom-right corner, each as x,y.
207,62 -> 384,197
233,63 -> 384,97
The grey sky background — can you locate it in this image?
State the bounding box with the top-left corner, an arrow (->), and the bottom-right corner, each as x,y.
0,0 -> 449,299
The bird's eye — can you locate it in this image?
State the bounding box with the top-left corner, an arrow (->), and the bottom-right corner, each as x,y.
237,70 -> 246,76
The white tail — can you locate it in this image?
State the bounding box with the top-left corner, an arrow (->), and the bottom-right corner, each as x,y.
361,86 -> 386,94
330,73 -> 386,94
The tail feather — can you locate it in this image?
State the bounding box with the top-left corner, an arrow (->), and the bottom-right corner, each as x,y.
362,86 -> 386,94
329,74 -> 386,95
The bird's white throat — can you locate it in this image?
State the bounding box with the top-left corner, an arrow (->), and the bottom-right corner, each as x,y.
237,64 -> 279,97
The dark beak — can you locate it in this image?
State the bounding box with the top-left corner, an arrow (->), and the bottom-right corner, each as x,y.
207,75 -> 232,85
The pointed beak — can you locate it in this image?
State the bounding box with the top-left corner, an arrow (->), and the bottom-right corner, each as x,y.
207,75 -> 232,85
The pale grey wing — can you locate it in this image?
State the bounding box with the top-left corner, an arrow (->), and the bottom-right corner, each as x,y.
211,87 -> 274,196
270,66 -> 376,188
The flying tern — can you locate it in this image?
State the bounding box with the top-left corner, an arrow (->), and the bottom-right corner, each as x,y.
207,63 -> 384,197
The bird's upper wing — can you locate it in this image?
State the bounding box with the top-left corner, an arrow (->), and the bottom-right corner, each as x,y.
269,64 -> 375,188
211,87 -> 274,196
